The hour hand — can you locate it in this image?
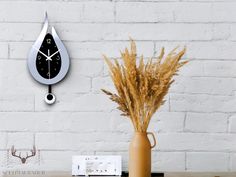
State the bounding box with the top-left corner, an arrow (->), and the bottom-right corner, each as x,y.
33,47 -> 48,58
49,50 -> 60,58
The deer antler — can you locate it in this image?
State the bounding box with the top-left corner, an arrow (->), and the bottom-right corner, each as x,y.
25,145 -> 36,160
11,146 -> 36,164
11,146 -> 22,159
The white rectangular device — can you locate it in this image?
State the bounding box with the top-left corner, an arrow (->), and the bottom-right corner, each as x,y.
72,155 -> 122,176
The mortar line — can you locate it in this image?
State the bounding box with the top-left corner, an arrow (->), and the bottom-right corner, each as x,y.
185,152 -> 187,171
228,152 -> 231,171
113,1 -> 117,23
183,112 -> 187,132
7,43 -> 9,59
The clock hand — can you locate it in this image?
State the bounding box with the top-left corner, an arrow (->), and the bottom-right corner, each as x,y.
46,49 -> 52,61
33,47 -> 48,58
48,50 -> 51,79
48,59 -> 51,79
49,50 -> 60,58
47,49 -> 51,79
46,50 -> 60,61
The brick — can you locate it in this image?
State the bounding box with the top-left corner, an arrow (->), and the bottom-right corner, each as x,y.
155,42 -> 187,56
82,2 -> 114,22
92,76 -> 115,93
157,133 -> 236,151
0,43 -> 8,59
0,60 -> 43,95
155,41 -> 236,60
152,151 -> 185,171
212,3 -> 236,22
186,152 -> 229,171
0,112 -> 67,132
212,24 -> 230,40
170,77 -> 235,95
203,61 -> 236,77
0,112 -> 111,132
91,142 -> 130,152
108,111 -> 184,135
7,133 -> 34,149
36,132 -> 130,151
229,24 -> 236,41
0,133 -> 7,149
170,93 -> 236,113
0,23 -> 41,41
9,42 -> 31,59
35,90 -> 169,113
149,112 -> 185,133
72,60 -> 104,77
158,95 -> 171,112
69,112 -> 112,132
230,153 -> 236,171
229,114 -> 236,133
67,41 -> 154,59
109,109 -> 133,133
0,94 -> 34,112
55,74 -> 91,94
39,151 -> 79,171
0,1 -> 82,22
188,41 -> 236,60
0,151 -> 6,168
57,23 -> 212,41
116,2 -> 174,22
3,23 -> 212,42
174,3 -> 212,22
185,113 -> 228,133
173,2 -> 236,23
177,60 -> 204,77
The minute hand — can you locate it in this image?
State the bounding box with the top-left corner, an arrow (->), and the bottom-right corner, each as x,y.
49,50 -> 60,58
33,47 -> 48,58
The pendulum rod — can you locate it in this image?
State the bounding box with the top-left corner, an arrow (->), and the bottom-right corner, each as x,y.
48,85 -> 52,94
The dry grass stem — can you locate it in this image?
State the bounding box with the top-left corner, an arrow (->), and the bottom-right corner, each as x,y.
102,40 -> 187,132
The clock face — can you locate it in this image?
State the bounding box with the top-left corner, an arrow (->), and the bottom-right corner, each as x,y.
36,33 -> 61,79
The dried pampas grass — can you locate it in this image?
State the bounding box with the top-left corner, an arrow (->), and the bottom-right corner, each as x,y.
102,40 -> 187,132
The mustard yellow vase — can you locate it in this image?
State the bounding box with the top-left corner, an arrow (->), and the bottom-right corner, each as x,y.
129,132 -> 156,177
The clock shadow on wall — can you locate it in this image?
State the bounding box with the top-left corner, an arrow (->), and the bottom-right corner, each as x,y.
28,12 -> 70,105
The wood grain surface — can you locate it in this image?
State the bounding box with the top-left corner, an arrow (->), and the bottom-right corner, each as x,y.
2,171 -> 236,177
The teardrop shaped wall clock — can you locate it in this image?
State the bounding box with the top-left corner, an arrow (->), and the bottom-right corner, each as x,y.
28,13 -> 70,105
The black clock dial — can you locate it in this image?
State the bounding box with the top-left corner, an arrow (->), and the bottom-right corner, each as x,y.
36,33 -> 61,79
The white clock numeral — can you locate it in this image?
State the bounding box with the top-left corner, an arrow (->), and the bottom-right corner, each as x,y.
47,39 -> 51,44
38,56 -> 41,60
56,56 -> 60,60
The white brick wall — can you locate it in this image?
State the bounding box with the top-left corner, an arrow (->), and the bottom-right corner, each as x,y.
0,0 -> 235,173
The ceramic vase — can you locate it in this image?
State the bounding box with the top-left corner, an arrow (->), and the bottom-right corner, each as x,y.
129,132 -> 156,177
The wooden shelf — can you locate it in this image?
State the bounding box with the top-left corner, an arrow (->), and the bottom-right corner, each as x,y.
165,172 -> 236,177
2,171 -> 236,177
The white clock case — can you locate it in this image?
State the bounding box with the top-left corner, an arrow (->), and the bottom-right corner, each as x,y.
28,14 -> 70,85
